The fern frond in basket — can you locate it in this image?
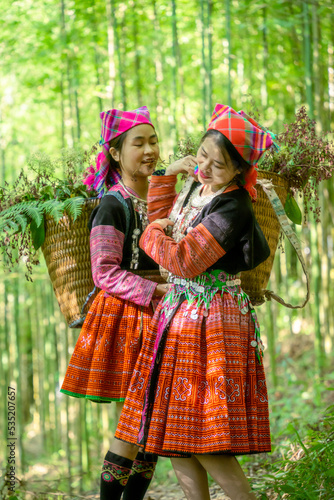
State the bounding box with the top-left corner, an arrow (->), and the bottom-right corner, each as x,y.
0,145 -> 98,279
62,197 -> 86,222
0,201 -> 44,232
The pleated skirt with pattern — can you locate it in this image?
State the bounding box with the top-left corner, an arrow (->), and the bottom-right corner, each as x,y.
115,289 -> 271,456
60,290 -> 154,402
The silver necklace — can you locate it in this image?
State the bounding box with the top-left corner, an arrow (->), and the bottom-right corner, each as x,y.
118,179 -> 149,269
171,180 -> 234,243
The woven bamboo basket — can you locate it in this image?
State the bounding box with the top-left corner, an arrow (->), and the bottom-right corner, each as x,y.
42,198 -> 100,328
240,170 -> 289,305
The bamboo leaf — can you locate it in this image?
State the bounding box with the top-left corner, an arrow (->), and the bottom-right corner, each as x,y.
284,193 -> 302,225
279,484 -> 295,493
324,467 -> 334,477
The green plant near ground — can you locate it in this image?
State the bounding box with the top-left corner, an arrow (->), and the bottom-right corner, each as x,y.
0,145 -> 98,280
253,402 -> 334,499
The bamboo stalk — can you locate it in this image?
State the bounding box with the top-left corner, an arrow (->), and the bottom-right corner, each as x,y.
42,280 -> 52,453
91,0 -> 104,113
132,0 -> 142,106
312,1 -> 322,127
200,0 -> 208,128
308,222 -> 325,378
78,399 -> 84,493
171,0 -> 186,131
225,0 -> 232,106
24,297 -> 34,423
105,0 -> 116,107
13,277 -> 25,473
48,281 -> 61,452
261,6 -> 268,110
35,280 -> 47,452
171,0 -> 179,148
74,89 -> 81,142
111,0 -> 126,108
207,0 -> 213,114
303,1 -> 314,118
65,326 -> 73,495
0,280 -> 8,450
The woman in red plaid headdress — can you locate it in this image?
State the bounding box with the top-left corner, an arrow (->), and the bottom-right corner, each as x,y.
60,106 -> 173,500
114,104 -> 274,499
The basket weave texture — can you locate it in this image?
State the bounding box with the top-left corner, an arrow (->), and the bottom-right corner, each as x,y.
240,170 -> 289,305
42,198 -> 100,328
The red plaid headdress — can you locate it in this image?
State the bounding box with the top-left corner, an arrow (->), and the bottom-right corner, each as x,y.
207,104 -> 274,199
84,106 -> 154,197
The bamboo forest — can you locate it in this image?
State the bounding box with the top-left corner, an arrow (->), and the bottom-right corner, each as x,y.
1,0 -> 334,498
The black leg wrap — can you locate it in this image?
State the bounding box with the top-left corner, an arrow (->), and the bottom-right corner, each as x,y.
100,451 -> 133,500
122,451 -> 158,500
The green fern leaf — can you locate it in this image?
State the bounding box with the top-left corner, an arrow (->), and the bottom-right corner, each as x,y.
23,204 -> 43,227
63,197 -> 85,222
7,219 -> 20,232
42,199 -> 66,223
14,213 -> 28,234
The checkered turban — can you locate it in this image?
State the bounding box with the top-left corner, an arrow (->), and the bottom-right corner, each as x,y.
207,104 -> 275,199
83,106 -> 154,197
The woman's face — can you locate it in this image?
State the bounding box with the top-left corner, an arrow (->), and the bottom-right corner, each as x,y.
196,136 -> 239,191
110,124 -> 159,179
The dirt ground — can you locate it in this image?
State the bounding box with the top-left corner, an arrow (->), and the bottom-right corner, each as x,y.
146,482 -> 230,499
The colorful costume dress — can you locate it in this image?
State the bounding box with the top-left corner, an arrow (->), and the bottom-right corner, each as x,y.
115,173 -> 271,455
60,183 -> 163,402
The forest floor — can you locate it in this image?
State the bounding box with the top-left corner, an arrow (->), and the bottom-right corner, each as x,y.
146,482 -> 230,499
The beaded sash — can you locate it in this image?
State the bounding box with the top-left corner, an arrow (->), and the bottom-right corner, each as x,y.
162,269 -> 263,362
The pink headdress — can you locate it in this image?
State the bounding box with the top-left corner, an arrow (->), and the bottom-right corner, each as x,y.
207,104 -> 275,200
84,106 -> 154,197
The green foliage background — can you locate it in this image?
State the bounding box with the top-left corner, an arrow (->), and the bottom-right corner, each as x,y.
0,0 -> 334,498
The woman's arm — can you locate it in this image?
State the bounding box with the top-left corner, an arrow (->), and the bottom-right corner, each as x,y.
147,174 -> 178,222
148,156 -> 197,222
90,224 -> 158,307
139,222 -> 226,279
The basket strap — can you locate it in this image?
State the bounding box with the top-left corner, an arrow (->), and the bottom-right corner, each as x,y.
257,178 -> 310,309
106,191 -> 131,240
80,191 -> 131,319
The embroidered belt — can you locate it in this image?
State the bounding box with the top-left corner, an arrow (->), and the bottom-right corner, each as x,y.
162,268 -> 264,362
168,274 -> 241,292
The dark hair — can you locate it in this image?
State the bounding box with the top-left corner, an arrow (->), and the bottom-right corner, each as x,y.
108,131 -> 128,169
104,130 -> 128,186
200,129 -> 251,184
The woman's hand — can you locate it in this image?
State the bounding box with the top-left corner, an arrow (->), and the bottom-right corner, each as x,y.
165,155 -> 197,177
153,218 -> 174,231
154,283 -> 171,297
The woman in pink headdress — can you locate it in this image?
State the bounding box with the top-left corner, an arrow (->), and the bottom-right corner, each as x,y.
60,106 -> 191,500
114,104 -> 274,499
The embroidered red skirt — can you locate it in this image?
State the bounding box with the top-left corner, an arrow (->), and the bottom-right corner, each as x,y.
60,290 -> 154,402
115,290 -> 271,456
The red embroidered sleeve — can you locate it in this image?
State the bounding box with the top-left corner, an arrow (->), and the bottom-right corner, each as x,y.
90,225 -> 157,307
139,223 -> 226,279
147,174 -> 178,222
